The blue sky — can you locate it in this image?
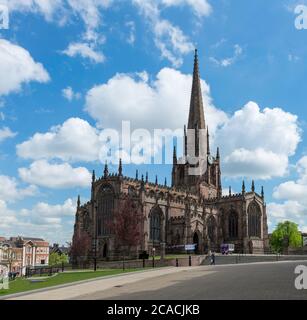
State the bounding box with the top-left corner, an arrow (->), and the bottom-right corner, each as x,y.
0,0 -> 307,244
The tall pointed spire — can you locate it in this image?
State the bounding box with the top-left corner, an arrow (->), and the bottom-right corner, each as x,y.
135,169 -> 139,180
242,180 -> 246,195
146,172 -> 148,183
188,49 -> 205,130
173,145 -> 177,165
164,177 -> 167,187
216,147 -> 220,160
92,170 -> 96,183
77,195 -> 80,208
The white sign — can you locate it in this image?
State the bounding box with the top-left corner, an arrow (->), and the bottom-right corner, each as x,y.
185,244 -> 196,251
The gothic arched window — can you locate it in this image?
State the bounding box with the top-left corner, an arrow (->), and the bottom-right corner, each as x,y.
228,210 -> 238,239
248,201 -> 261,238
150,207 -> 162,241
98,184 -> 114,236
208,216 -> 216,242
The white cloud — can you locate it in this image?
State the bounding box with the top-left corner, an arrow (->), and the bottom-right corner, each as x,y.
0,127 -> 17,142
85,67 -> 225,132
16,117 -> 101,162
62,42 -> 105,63
19,160 -> 92,189
0,175 -> 37,203
210,44 -> 243,67
214,101 -> 301,179
133,0 -> 196,67
0,0 -> 65,21
161,0 -> 212,17
62,86 -> 81,101
0,39 -> 50,96
223,149 -> 289,179
0,198 -> 76,244
268,156 -> 307,232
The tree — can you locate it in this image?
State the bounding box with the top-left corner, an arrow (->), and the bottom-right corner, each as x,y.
49,252 -> 69,266
270,221 -> 302,253
70,230 -> 91,266
109,197 -> 144,266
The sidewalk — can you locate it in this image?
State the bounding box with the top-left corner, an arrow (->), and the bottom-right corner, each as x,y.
3,266 -> 205,300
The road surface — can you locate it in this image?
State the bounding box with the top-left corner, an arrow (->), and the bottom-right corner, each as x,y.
75,261 -> 307,300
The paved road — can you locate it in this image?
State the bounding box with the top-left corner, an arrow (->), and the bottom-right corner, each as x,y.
76,261 -> 307,300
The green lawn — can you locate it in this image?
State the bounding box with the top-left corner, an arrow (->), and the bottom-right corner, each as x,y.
0,269 -> 137,297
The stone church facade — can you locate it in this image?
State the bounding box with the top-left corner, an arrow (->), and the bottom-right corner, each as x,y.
72,50 -> 269,261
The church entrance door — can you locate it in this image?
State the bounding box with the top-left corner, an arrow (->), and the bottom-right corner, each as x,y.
193,233 -> 199,254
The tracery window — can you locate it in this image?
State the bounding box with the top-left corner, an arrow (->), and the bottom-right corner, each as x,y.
248,201 -> 261,237
98,184 -> 114,236
228,210 -> 238,239
150,207 -> 162,241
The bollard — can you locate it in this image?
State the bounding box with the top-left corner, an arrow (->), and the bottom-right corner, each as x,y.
176,258 -> 179,267
189,255 -> 192,267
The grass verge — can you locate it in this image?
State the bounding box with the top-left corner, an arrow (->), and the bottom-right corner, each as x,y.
0,269 -> 137,297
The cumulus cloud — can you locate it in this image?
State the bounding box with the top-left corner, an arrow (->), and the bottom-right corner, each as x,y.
16,118 -> 101,162
215,101 -> 301,179
0,175 -> 38,203
0,39 -> 50,96
62,42 -> 105,63
85,67 -> 226,132
267,156 -> 307,232
0,127 -> 17,142
62,86 -> 81,101
0,198 -> 76,244
19,160 -> 92,189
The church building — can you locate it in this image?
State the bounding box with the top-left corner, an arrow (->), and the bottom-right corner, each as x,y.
72,50 -> 269,261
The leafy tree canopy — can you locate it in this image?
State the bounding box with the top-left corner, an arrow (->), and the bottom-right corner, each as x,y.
270,221 -> 302,253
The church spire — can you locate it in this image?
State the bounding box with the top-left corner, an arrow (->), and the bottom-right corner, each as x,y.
188,49 -> 205,130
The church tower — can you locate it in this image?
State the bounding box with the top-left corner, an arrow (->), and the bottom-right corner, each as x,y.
172,50 -> 222,198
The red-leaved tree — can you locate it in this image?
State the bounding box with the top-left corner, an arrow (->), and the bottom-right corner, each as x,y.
71,230 -> 91,267
109,197 -> 144,263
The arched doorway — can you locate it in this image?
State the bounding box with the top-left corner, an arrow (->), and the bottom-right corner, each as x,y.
193,232 -> 199,253
103,243 -> 108,258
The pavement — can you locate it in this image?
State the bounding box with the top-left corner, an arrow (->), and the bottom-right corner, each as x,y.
5,260 -> 307,300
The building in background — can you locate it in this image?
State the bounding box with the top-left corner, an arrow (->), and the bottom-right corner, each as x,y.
0,236 -> 49,275
72,50 -> 269,262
